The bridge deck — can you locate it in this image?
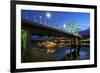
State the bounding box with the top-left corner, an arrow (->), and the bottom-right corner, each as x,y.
22,19 -> 80,38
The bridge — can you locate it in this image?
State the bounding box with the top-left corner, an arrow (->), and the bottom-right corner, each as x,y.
21,19 -> 81,54
21,19 -> 83,62
22,19 -> 81,38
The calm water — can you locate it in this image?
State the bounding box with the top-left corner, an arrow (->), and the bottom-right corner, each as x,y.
52,46 -> 90,60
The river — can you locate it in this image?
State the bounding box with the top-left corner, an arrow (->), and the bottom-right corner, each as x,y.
52,46 -> 90,60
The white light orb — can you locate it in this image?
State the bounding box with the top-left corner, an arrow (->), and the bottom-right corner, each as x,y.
63,24 -> 66,28
46,12 -> 51,18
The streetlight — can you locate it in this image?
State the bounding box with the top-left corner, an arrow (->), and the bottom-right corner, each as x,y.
39,16 -> 42,24
63,24 -> 67,31
46,12 -> 51,27
25,11 -> 28,19
44,20 -> 47,25
34,16 -> 36,22
46,12 -> 51,19
63,24 -> 66,28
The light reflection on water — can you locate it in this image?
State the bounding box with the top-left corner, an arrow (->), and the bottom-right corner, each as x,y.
52,46 -> 90,60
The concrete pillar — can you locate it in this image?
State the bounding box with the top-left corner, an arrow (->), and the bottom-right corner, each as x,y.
21,29 -> 32,62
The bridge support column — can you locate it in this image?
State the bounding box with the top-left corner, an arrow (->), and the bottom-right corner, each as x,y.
21,29 -> 32,62
75,37 -> 81,56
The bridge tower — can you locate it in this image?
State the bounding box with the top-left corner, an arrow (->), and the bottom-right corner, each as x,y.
69,23 -> 80,45
69,23 -> 73,33
69,23 -> 81,57
73,23 -> 79,45
74,23 -> 79,36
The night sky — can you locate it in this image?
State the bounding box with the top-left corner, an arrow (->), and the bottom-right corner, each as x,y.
21,10 -> 90,32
